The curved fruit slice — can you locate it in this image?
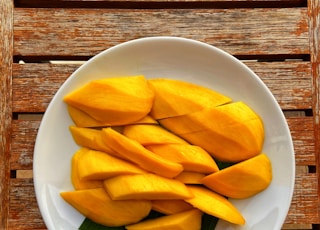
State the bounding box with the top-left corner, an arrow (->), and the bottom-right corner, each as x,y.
60,188 -> 152,227
184,186 -> 245,225
146,144 -> 219,174
160,101 -> 264,162
148,78 -> 231,119
123,124 -> 188,145
64,75 -> 154,125
71,148 -> 103,190
102,128 -> 183,178
125,209 -> 202,230
151,200 -> 194,215
103,173 -> 193,200
77,148 -> 146,180
201,153 -> 272,199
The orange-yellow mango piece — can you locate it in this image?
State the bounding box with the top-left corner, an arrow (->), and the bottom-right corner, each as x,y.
125,209 -> 202,230
151,200 -> 194,215
174,171 -> 205,185
123,124 -> 188,145
184,186 -> 245,225
146,144 -> 219,174
102,128 -> 183,178
71,148 -> 103,190
64,75 -> 154,125
148,78 -> 231,119
60,188 -> 152,227
160,101 -> 264,162
103,173 -> 193,200
76,148 -> 146,181
201,153 -> 272,199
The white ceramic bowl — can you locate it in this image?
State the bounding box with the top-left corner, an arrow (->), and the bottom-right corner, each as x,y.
33,37 -> 295,230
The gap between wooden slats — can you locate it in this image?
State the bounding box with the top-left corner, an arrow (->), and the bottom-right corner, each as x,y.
11,61 -> 312,113
13,0 -> 307,9
13,7 -> 309,57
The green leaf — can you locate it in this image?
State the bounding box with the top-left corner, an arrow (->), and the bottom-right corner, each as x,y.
79,218 -> 125,230
201,213 -> 219,230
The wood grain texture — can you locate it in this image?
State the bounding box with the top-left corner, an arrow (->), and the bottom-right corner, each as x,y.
308,0 -> 320,221
0,0 -> 13,229
12,61 -> 312,112
13,7 -> 309,57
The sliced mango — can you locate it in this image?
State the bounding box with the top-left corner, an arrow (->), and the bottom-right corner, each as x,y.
175,171 -> 205,185
146,144 -> 219,174
160,101 -> 264,162
125,209 -> 202,230
60,188 -> 152,227
184,185 -> 245,225
151,200 -> 194,215
148,78 -> 231,119
64,75 -> 154,125
103,173 -> 193,200
69,126 -> 116,154
102,127 -> 183,178
71,148 -> 103,190
201,153 -> 272,199
123,124 -> 188,145
77,148 -> 146,180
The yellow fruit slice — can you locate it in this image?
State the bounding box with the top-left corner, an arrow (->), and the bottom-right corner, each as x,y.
146,144 -> 219,174
60,188 -> 152,227
151,200 -> 194,215
125,209 -> 202,230
77,148 -> 146,180
103,173 -> 193,200
160,101 -> 264,162
184,186 -> 245,225
148,78 -> 231,119
174,171 -> 205,185
102,127 -> 183,178
123,124 -> 188,145
71,148 -> 103,190
64,75 -> 154,125
201,153 -> 272,199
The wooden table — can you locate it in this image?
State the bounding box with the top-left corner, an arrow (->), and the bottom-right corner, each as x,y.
1,0 -> 320,229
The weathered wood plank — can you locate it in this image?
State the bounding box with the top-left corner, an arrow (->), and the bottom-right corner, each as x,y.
0,0 -> 14,229
7,172 -> 318,229
308,0 -> 320,223
10,117 -> 315,169
13,7 -> 309,57
8,179 -> 46,230
12,61 -> 312,112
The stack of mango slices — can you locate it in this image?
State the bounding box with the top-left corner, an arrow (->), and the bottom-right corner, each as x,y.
61,75 -> 272,229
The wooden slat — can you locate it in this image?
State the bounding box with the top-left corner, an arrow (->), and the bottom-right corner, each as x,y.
10,116 -> 315,169
8,178 -> 46,230
13,7 -> 309,57
12,61 -> 312,112
0,0 -> 14,229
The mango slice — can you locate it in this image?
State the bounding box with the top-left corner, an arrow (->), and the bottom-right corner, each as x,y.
64,75 -> 154,125
123,124 -> 188,145
148,78 -> 232,119
175,171 -> 205,185
77,148 -> 146,180
160,101 -> 264,162
103,173 -> 193,200
146,144 -> 219,174
184,186 -> 245,225
102,127 -> 183,178
68,105 -> 158,127
125,209 -> 202,230
69,126 -> 116,154
60,188 -> 152,227
71,148 -> 103,190
201,153 -> 272,199
151,200 -> 194,215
